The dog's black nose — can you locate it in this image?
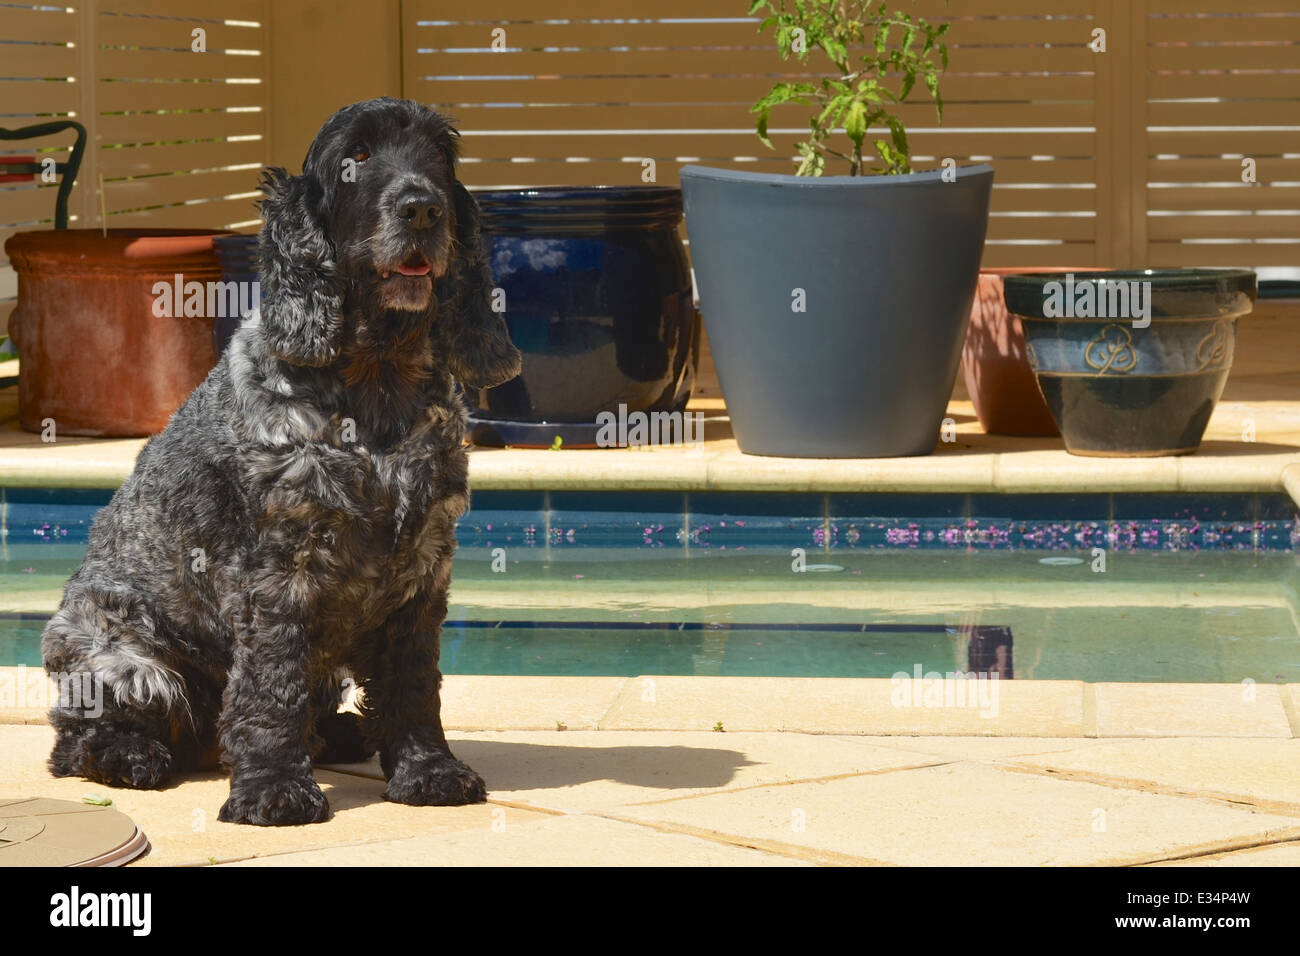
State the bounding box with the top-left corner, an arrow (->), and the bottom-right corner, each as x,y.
395,191 -> 443,229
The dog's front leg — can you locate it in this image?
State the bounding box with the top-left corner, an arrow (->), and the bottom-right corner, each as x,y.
365,574 -> 486,806
217,599 -> 331,826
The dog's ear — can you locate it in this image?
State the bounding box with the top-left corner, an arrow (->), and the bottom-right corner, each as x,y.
434,118 -> 461,171
434,180 -> 522,389
255,166 -> 344,367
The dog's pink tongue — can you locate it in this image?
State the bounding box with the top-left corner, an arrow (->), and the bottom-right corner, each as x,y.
396,260 -> 430,277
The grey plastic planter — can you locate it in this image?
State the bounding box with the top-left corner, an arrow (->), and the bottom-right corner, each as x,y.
681,164 -> 994,457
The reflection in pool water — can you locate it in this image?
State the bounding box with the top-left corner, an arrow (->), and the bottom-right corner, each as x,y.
1,490 -> 1296,682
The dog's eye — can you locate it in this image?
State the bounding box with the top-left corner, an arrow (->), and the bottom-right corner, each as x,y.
348,146 -> 371,164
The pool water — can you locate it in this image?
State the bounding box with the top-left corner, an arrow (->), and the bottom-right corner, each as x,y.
2,489 -> 1297,683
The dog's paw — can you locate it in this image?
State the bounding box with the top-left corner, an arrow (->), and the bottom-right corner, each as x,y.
81,733 -> 174,790
384,755 -> 486,807
218,775 -> 332,826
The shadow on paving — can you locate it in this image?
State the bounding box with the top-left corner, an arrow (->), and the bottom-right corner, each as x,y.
325,739 -> 760,798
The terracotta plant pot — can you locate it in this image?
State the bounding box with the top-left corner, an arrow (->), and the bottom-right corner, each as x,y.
5,229 -> 231,437
962,266 -> 1111,437
959,267 -> 1105,436
960,269 -> 1057,436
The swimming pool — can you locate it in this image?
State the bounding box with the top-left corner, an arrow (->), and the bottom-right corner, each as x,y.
2,488 -> 1296,683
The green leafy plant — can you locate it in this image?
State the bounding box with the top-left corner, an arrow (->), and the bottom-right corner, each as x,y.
750,0 -> 949,176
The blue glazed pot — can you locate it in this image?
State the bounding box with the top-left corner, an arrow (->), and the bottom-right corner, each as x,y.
211,234 -> 258,357
1003,269 -> 1257,456
467,186 -> 698,447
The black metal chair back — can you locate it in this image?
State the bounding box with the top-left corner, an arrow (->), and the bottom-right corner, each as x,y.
0,120 -> 88,229
1,121 -> 86,385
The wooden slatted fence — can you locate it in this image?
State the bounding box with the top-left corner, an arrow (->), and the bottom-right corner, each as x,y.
404,0 -> 1299,272
2,0 -> 1296,340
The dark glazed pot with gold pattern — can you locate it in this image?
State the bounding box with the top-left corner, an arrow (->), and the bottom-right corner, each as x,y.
1003,269 -> 1256,457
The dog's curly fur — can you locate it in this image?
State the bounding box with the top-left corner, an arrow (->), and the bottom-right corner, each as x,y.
40,98 -> 521,825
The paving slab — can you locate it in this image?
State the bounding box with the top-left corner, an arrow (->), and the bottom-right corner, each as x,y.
705,446 -> 998,493
1177,446 -> 1300,493
469,441 -> 717,492
440,675 -> 628,731
1153,841 -> 1300,867
610,761 -> 1300,866
221,813 -> 813,867
1,725 -> 548,866
1094,683 -> 1293,738
1003,738 -> 1300,813
0,707 -> 49,726
326,730 -> 951,813
599,676 -> 1087,736
849,735 -> 1106,760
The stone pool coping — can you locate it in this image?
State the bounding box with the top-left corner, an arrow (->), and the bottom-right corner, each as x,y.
1,400 -> 1298,500
2,303 -> 1300,502
4,669 -> 1299,739
2,300 -> 1299,500
0,400 -> 1294,502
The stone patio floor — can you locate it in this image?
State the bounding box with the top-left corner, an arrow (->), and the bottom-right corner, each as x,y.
3,675 -> 1300,866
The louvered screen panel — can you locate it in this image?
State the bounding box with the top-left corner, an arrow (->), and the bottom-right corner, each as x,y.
909,0 -> 1103,267
403,0 -> 802,187
0,2 -> 81,336
1143,0 -> 1300,269
94,0 -> 268,230
404,0 -> 1109,268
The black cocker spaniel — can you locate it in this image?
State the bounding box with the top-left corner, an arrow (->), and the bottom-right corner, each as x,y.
41,98 -> 521,825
